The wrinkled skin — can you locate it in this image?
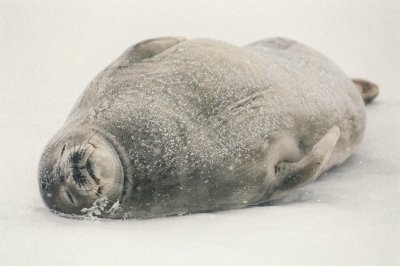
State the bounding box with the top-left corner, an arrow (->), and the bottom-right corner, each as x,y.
38,37 -> 366,219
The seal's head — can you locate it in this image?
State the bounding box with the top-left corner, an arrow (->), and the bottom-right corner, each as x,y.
38,129 -> 124,217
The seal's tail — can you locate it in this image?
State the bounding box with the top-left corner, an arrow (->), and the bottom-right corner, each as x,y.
352,79 -> 379,104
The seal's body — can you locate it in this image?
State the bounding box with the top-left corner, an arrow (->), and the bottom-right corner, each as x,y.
39,37 -> 375,219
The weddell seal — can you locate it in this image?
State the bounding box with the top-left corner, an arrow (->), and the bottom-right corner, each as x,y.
38,37 -> 379,219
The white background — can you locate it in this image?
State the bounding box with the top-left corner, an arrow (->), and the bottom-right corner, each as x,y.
1,1 -> 399,265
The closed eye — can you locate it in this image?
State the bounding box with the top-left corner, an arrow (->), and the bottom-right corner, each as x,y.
61,144 -> 66,156
66,190 -> 76,205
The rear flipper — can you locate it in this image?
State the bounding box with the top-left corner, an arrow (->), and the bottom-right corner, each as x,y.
353,79 -> 379,104
270,126 -> 340,200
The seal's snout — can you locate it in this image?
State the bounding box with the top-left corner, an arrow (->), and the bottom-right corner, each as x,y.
65,144 -> 97,191
38,130 -> 125,216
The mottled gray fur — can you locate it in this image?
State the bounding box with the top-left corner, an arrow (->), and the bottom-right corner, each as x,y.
39,37 -> 367,219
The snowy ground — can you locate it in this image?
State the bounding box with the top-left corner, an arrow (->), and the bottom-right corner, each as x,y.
1,1 -> 399,265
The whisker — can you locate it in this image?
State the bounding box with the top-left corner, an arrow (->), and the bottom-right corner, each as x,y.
73,138 -> 76,154
82,129 -> 100,150
77,141 -> 83,155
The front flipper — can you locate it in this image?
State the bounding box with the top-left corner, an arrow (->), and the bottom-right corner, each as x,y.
112,36 -> 186,67
271,126 -> 340,199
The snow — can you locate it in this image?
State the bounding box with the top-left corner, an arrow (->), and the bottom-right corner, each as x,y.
1,1 -> 399,265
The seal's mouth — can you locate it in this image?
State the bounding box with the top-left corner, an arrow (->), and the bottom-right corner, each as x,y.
39,129 -> 124,216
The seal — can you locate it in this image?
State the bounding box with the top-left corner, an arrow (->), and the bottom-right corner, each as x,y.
38,37 -> 378,219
